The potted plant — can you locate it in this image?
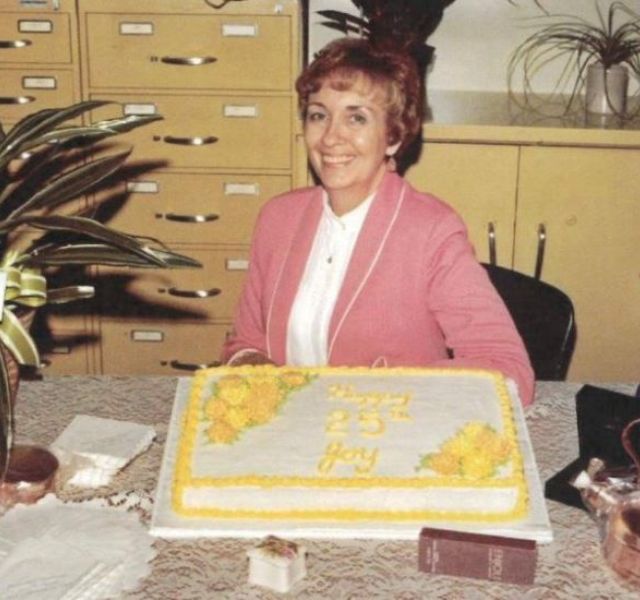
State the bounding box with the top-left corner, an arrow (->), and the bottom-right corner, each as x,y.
508,1 -> 640,117
0,100 -> 201,480
317,0 -> 458,73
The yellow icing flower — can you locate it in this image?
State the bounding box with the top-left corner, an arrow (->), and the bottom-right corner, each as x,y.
441,433 -> 476,458
226,406 -> 250,430
461,453 -> 495,479
460,421 -> 493,439
425,452 -> 460,476
207,420 -> 238,444
479,431 -> 513,463
249,394 -> 280,425
280,371 -> 308,389
205,398 -> 228,421
215,375 -> 250,406
203,371 -> 314,444
417,421 -> 512,479
245,377 -> 283,407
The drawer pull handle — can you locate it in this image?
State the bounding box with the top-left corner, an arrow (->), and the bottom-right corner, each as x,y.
158,212 -> 219,223
168,359 -> 221,371
0,95 -> 35,105
487,221 -> 497,266
160,56 -> 217,66
0,39 -> 32,49
534,223 -> 546,280
162,287 -> 221,299
205,0 -> 236,8
160,135 -> 218,146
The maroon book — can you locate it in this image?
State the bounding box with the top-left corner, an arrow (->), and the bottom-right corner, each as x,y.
418,528 -> 537,585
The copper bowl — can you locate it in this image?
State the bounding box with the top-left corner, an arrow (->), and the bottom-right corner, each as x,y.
0,444 -> 59,509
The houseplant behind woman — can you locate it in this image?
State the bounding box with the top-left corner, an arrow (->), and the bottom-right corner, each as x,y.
222,38 -> 534,406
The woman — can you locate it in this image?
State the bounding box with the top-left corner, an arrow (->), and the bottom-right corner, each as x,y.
222,38 -> 534,406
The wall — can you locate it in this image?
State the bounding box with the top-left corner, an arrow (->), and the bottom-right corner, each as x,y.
308,0 -> 639,94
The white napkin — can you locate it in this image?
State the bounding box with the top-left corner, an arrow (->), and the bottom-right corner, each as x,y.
51,415 -> 156,488
0,495 -> 156,599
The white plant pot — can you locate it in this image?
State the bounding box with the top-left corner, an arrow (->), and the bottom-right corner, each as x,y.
585,63 -> 629,115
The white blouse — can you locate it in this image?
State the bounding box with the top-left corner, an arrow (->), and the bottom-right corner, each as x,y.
286,192 -> 374,366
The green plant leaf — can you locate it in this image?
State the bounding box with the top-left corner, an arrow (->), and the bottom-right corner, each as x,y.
90,113 -> 163,134
0,215 -> 167,266
316,10 -> 369,36
47,285 -> 95,304
8,150 -> 131,219
141,247 -> 203,268
0,100 -> 110,157
0,347 -> 12,482
20,243 -> 201,269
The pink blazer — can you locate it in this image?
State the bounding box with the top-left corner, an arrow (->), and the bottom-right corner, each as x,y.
222,172 -> 534,406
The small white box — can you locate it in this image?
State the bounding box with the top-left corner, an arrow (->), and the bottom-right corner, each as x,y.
247,536 -> 307,593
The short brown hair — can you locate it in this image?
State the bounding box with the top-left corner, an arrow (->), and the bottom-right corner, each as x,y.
296,37 -> 423,160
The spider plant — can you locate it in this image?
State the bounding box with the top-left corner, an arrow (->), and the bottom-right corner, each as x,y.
0,100 -> 201,479
508,1 -> 640,115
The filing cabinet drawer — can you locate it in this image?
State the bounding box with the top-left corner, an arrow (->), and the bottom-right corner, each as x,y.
41,309 -> 91,335
34,329 -> 93,375
0,13 -> 72,64
0,69 -> 76,121
91,94 -> 292,170
99,320 -> 230,375
97,247 -> 249,321
101,172 -> 290,245
85,13 -> 291,91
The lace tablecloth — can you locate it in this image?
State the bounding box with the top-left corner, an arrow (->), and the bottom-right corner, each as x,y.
13,376 -> 640,599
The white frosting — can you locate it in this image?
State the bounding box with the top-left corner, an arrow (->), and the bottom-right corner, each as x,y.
184,486 -> 519,515
177,368 -> 525,520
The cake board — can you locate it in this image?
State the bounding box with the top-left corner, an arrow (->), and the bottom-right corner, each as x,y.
150,378 -> 553,543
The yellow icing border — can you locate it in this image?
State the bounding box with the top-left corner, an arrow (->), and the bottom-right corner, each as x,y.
172,366 -> 529,522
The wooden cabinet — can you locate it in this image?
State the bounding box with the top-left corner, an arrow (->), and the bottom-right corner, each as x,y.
77,0 -> 301,374
516,146 -> 640,382
406,125 -> 640,382
0,1 -> 81,125
405,143 -> 518,266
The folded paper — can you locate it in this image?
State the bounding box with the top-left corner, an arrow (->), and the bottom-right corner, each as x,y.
0,495 -> 156,599
52,415 -> 156,488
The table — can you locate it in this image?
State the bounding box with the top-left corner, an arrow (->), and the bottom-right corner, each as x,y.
12,377 -> 640,599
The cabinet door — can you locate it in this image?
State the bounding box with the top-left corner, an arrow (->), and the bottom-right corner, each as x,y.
405,142 -> 518,265
516,146 -> 640,381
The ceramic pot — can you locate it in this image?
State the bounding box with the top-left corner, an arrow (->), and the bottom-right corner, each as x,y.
585,63 -> 629,115
0,444 -> 58,510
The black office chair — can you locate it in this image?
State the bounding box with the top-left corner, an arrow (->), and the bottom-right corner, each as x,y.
482,263 -> 577,381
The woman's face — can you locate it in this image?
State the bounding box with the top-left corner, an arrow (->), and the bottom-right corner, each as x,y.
304,78 -> 400,214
